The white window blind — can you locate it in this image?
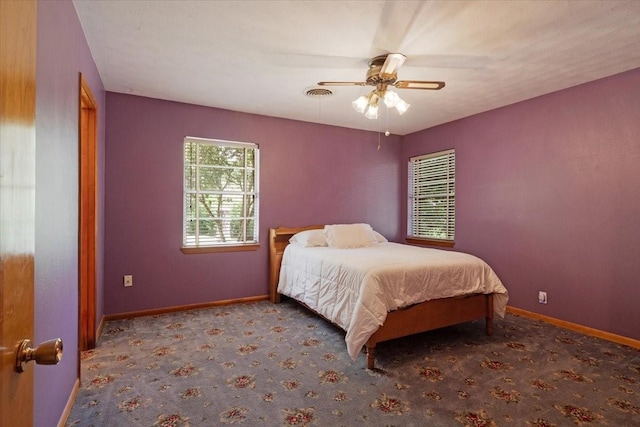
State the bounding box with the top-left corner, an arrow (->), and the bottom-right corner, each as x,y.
183,137 -> 259,247
408,149 -> 455,241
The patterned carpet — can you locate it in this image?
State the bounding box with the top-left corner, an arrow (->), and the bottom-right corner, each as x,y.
66,300 -> 640,426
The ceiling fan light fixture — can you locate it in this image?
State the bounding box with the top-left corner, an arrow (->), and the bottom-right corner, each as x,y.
364,103 -> 379,120
395,98 -> 410,115
316,53 -> 443,121
317,53 -> 444,122
383,90 -> 400,108
382,89 -> 410,114
352,95 -> 368,113
354,89 -> 408,119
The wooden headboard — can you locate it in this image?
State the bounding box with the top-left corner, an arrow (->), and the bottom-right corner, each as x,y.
268,225 -> 323,303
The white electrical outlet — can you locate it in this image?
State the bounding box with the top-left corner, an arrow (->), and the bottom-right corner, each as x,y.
124,275 -> 133,287
538,291 -> 547,304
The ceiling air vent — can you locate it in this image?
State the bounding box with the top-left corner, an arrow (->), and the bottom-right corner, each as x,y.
305,88 -> 333,97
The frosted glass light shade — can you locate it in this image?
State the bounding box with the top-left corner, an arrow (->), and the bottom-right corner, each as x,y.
352,95 -> 368,113
364,104 -> 379,119
383,90 -> 400,108
395,98 -> 410,115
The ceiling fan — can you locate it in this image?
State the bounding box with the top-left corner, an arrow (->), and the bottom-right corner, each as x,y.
318,53 -> 445,90
317,53 -> 445,119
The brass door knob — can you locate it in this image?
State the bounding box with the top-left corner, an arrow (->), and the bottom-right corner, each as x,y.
15,338 -> 63,373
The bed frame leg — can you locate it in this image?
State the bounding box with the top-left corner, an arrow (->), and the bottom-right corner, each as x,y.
485,295 -> 494,336
366,345 -> 376,370
485,317 -> 494,336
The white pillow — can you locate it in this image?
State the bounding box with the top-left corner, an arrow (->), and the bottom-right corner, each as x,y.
289,229 -> 328,247
324,223 -> 379,248
372,230 -> 388,243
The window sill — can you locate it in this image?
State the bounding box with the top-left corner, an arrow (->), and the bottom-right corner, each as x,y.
405,237 -> 455,248
181,244 -> 260,254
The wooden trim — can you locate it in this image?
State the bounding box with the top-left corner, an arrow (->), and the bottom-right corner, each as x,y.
405,237 -> 455,248
506,306 -> 640,350
104,295 -> 269,321
95,316 -> 105,343
181,244 -> 259,254
56,378 -> 79,427
80,73 -> 97,108
78,73 -> 98,352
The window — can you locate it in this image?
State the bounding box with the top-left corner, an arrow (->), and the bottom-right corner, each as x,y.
183,137 -> 259,251
408,149 -> 455,243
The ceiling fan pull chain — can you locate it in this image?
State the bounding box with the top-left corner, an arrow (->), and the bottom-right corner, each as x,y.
385,104 -> 390,137
377,114 -> 381,150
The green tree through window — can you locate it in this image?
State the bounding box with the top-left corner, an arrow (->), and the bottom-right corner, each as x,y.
183,137 -> 258,247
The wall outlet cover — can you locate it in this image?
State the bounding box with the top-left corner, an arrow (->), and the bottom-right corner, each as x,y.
538,291 -> 547,304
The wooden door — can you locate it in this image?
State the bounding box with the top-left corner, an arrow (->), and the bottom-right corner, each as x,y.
0,1 -> 37,426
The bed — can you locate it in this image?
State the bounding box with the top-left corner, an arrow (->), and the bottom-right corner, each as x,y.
269,224 -> 508,369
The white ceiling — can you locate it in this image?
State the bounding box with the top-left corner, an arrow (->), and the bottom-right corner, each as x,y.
73,0 -> 640,136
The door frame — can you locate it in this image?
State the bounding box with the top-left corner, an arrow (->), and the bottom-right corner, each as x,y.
79,74 -> 98,353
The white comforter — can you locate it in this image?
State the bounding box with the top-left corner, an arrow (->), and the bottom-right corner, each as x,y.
277,242 -> 508,360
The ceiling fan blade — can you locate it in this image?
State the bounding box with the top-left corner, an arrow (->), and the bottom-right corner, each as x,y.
317,81 -> 367,87
268,52 -> 367,69
372,1 -> 427,53
379,53 -> 406,76
404,54 -> 493,70
394,80 -> 445,90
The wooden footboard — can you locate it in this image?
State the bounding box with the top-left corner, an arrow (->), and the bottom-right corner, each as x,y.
268,226 -> 494,369
365,293 -> 493,369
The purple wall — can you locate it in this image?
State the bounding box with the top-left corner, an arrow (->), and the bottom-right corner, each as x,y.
30,2 -> 639,423
35,1 -> 105,425
403,68 -> 640,341
104,93 -> 402,314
